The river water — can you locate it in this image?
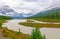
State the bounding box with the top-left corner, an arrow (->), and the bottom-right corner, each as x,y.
2,19 -> 60,39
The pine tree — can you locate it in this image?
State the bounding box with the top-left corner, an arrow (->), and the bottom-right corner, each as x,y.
30,27 -> 43,39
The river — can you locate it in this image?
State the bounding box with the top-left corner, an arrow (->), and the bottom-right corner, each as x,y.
2,19 -> 60,39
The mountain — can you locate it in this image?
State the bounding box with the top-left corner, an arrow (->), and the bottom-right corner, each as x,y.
28,8 -> 60,19
1,5 -> 60,19
0,5 -> 24,18
0,5 -> 34,18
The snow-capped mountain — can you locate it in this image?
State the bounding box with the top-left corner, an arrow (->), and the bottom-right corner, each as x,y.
0,5 -> 31,18
0,5 -> 25,18
0,5 -> 34,18
0,5 -> 59,18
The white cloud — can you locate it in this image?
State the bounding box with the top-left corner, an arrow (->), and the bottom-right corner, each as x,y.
15,9 -> 32,14
3,0 -> 52,14
0,0 -> 6,7
0,0 -> 60,16
52,0 -> 60,8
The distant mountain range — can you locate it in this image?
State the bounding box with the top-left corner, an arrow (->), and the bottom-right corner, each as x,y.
0,5 -> 25,18
0,5 -> 60,19
0,5 -> 33,18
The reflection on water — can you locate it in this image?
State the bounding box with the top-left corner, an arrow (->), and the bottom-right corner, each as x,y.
2,19 -> 60,39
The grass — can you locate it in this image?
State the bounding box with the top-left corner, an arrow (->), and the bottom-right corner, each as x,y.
0,20 -> 7,23
19,20 -> 60,28
1,27 -> 29,39
19,19 -> 60,28
31,18 -> 60,22
0,19 -> 7,28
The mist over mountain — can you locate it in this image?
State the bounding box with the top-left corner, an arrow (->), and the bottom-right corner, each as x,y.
0,5 -> 30,18
28,8 -> 60,18
0,5 -> 60,19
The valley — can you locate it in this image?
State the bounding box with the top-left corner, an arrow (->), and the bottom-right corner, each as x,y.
0,8 -> 60,39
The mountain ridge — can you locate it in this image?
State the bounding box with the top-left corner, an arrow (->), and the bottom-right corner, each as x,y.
28,8 -> 60,19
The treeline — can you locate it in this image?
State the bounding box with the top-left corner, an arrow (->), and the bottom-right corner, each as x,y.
0,15 -> 12,20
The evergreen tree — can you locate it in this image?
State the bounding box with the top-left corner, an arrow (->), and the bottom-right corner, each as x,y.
30,27 -> 43,39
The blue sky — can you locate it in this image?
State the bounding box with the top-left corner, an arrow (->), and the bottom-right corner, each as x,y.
0,0 -> 60,15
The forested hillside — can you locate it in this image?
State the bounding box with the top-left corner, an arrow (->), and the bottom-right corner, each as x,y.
28,9 -> 60,22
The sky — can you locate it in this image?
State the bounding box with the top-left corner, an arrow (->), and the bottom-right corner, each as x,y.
0,0 -> 60,15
